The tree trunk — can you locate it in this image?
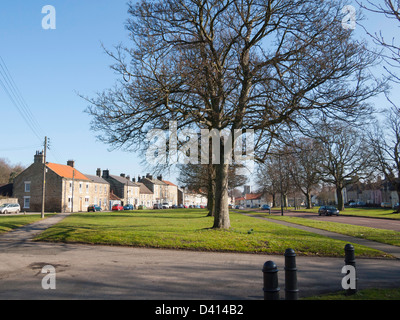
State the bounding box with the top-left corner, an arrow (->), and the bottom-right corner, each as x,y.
213,163 -> 230,229
207,164 -> 216,217
336,186 -> 345,211
306,192 -> 312,209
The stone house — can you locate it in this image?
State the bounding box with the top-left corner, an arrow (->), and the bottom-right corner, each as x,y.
139,174 -> 168,205
14,152 -> 110,212
136,182 -> 154,207
162,180 -> 178,206
101,170 -> 140,207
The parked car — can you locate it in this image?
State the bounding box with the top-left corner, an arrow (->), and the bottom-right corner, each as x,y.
153,203 -> 162,209
261,204 -> 271,211
112,204 -> 124,211
381,202 -> 392,208
162,203 -> 170,209
0,203 -> 20,214
123,204 -> 134,210
171,204 -> 177,209
138,205 -> 146,210
393,203 -> 399,211
318,205 -> 340,216
178,204 -> 184,208
87,205 -> 101,212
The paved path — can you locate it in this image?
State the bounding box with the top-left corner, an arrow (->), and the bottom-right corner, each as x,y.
240,212 -> 400,259
0,212 -> 399,300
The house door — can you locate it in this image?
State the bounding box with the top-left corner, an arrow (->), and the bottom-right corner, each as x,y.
79,197 -> 83,212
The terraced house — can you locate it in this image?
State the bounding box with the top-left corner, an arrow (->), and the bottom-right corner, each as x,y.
13,152 -> 110,212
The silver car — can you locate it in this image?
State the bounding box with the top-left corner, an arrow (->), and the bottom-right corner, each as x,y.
0,203 -> 21,214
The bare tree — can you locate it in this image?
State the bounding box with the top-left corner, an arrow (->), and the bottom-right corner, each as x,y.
286,138 -> 322,209
370,106 -> 400,212
314,122 -> 374,211
84,0 -> 383,229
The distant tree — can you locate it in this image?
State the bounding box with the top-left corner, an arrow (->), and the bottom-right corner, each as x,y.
285,138 -> 322,209
314,122 -> 374,211
0,158 -> 25,186
370,107 -> 400,212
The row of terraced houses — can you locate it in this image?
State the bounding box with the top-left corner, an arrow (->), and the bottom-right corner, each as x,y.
8,151 -> 207,212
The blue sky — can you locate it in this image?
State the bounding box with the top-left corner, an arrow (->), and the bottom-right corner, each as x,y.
0,0 -> 398,187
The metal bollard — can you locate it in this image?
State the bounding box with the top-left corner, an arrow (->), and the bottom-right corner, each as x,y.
262,261 -> 280,300
344,244 -> 357,295
284,248 -> 299,300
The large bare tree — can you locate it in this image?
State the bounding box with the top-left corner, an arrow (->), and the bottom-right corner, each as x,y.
84,0 -> 383,229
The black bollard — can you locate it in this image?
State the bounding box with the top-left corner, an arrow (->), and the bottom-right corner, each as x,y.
262,261 -> 280,300
344,244 -> 357,295
284,248 -> 299,300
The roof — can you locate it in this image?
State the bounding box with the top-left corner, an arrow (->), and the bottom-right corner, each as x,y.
245,193 -> 263,200
163,180 -> 176,186
142,177 -> 166,185
46,163 -> 89,181
109,175 -> 140,187
109,191 -> 122,201
85,174 -> 109,185
137,182 -> 153,194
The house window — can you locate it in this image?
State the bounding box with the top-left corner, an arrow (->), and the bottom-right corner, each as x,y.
79,183 -> 82,193
68,197 -> 72,208
85,197 -> 89,206
23,196 -> 30,209
86,184 -> 89,194
95,185 -> 97,193
24,182 -> 31,193
69,181 -> 73,193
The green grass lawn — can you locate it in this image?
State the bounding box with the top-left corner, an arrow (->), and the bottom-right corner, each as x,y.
0,214 -> 51,234
252,214 -> 400,247
34,209 -> 391,258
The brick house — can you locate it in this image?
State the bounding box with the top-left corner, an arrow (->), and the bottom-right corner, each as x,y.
14,152 -> 110,212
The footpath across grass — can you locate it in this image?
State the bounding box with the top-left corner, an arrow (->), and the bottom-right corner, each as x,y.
0,214 -> 53,235
34,209 -> 391,258
251,214 -> 400,247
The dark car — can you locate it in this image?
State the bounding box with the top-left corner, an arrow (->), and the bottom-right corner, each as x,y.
261,204 -> 271,211
112,204 -> 124,211
318,205 -> 339,216
87,205 -> 101,212
123,204 -> 134,210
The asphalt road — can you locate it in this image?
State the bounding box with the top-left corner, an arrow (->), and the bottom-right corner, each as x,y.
0,212 -> 399,300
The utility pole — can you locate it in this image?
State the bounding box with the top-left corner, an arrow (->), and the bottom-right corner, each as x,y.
41,136 -> 48,219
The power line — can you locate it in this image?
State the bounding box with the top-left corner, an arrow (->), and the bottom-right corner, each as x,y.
0,55 -> 65,163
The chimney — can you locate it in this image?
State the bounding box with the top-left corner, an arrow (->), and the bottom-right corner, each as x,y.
157,175 -> 163,181
34,151 -> 44,164
96,168 -> 101,177
103,170 -> 109,179
120,173 -> 125,178
67,160 -> 75,168
126,175 -> 130,181
132,177 -> 136,182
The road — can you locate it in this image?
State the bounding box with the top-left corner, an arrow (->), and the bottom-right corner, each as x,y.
0,212 -> 399,300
